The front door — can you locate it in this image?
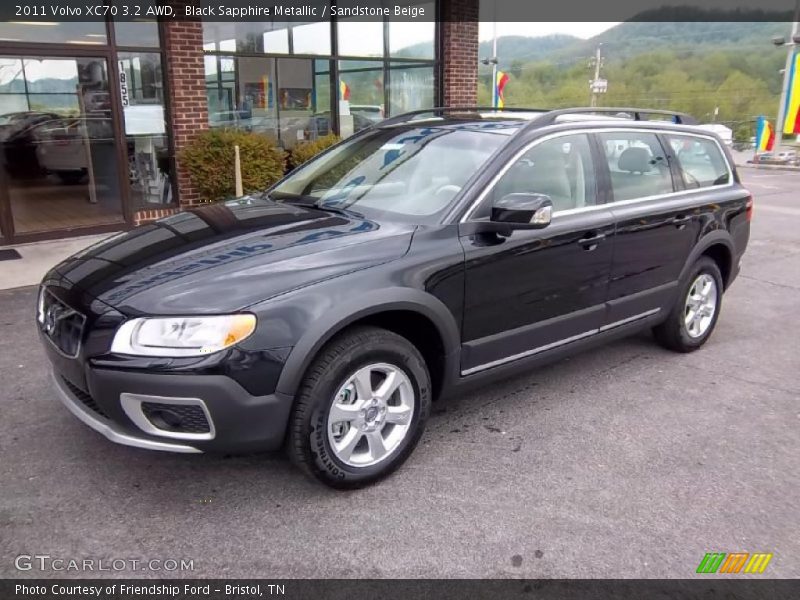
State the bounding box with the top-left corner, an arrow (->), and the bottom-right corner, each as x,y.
0,54 -> 124,242
459,132 -> 614,375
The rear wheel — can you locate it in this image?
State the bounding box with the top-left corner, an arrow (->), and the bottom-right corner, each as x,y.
287,326 -> 431,489
653,256 -> 723,352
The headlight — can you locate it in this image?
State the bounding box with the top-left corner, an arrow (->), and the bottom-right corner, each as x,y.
110,314 -> 256,357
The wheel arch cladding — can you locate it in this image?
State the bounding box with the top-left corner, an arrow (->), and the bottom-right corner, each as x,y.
681,232 -> 734,290
276,288 -> 460,401
701,243 -> 732,289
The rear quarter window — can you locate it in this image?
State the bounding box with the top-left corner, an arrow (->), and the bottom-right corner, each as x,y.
666,134 -> 730,189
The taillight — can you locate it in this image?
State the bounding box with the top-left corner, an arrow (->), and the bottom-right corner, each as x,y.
745,195 -> 754,222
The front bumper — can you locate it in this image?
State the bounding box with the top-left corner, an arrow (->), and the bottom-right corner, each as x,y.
51,367 -> 294,454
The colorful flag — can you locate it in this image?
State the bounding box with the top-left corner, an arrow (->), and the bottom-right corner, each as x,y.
755,116 -> 775,152
494,70 -> 509,109
339,79 -> 351,101
782,49 -> 800,135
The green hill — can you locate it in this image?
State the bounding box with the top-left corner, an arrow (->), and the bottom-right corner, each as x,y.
475,14 -> 795,140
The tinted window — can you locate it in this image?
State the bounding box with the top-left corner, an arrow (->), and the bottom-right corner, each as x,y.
598,132 -> 674,201
666,134 -> 730,188
481,133 -> 596,217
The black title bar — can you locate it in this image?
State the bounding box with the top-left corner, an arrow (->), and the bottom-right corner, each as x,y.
1,0 -> 798,22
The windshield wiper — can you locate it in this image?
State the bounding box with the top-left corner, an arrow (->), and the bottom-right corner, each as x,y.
276,194 -> 364,218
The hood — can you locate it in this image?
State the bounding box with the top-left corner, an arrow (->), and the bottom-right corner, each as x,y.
53,196 -> 415,315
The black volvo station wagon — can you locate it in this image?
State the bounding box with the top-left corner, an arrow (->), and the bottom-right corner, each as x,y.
38,107 -> 752,488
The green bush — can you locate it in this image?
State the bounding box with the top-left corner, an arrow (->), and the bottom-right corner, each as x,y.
179,128 -> 286,203
289,134 -> 340,170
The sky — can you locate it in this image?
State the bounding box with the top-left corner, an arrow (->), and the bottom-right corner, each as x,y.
478,22 -> 621,42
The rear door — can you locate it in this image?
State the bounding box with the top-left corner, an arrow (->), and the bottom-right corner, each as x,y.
458,132 -> 615,375
595,129 -> 700,325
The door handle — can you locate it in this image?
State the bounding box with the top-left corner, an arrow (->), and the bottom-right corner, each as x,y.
577,233 -> 606,249
672,214 -> 692,228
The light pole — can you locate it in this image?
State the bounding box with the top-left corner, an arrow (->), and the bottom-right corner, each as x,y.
772,1 -> 800,150
481,19 -> 499,108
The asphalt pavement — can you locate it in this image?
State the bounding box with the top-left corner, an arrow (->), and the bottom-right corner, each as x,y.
1,168 -> 798,578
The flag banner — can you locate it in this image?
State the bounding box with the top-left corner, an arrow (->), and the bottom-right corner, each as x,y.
755,115 -> 775,152
783,49 -> 800,135
339,80 -> 351,101
494,70 -> 510,109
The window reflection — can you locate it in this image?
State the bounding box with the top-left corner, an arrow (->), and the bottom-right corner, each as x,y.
0,22 -> 106,45
205,55 -> 333,148
117,52 -> 173,207
0,55 -> 123,233
114,21 -> 160,48
388,63 -> 434,115
291,22 -> 331,55
337,21 -> 384,57
389,3 -> 435,58
338,60 -> 384,138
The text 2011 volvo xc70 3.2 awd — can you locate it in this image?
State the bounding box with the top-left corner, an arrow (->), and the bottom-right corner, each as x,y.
38,107 -> 752,488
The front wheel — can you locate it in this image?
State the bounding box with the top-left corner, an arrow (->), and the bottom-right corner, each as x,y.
287,326 -> 431,489
653,256 -> 723,352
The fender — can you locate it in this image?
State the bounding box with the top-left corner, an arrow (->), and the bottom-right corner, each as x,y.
679,230 -> 735,287
275,287 -> 461,398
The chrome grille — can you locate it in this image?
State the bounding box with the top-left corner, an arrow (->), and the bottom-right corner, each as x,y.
38,288 -> 85,357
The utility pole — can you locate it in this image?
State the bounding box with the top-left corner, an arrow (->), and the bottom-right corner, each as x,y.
589,43 -> 607,107
481,12 -> 499,108
492,20 -> 498,108
773,0 -> 800,150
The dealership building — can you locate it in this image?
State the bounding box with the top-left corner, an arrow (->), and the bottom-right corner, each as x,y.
0,0 -> 479,245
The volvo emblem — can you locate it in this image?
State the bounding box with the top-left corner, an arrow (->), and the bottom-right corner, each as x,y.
43,306 -> 58,335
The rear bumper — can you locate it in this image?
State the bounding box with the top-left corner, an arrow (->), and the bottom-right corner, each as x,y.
52,367 -> 294,454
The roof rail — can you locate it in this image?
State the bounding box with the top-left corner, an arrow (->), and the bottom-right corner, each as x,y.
376,106 -> 698,129
379,106 -> 549,127
532,107 -> 698,126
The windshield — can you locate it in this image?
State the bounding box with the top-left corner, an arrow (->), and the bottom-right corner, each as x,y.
272,124 -> 512,221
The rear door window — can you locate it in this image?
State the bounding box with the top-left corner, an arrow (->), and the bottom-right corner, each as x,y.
665,134 -> 731,189
597,132 -> 674,202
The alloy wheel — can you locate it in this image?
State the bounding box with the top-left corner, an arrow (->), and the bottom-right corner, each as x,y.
684,273 -> 718,338
326,363 -> 415,468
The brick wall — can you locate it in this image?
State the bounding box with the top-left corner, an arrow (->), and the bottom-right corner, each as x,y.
162,17 -> 208,209
440,0 -> 479,107
132,207 -> 181,226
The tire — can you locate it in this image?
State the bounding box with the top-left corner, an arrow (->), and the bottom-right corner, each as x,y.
287,326 -> 431,489
653,256 -> 723,353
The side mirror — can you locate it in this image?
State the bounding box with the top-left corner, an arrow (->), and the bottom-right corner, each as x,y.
491,193 -> 553,228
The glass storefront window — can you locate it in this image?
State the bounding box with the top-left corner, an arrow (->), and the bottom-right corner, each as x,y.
205,54 -> 334,148
0,55 -> 123,234
117,52 -> 173,208
203,22 -> 335,56
200,14 -> 436,148
338,60 -> 385,137
336,21 -> 385,57
114,21 -> 160,48
388,63 -> 435,115
292,22 -> 331,55
389,4 -> 435,58
0,22 -> 107,45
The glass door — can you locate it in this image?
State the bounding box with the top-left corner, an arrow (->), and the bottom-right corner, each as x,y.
0,55 -> 123,238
